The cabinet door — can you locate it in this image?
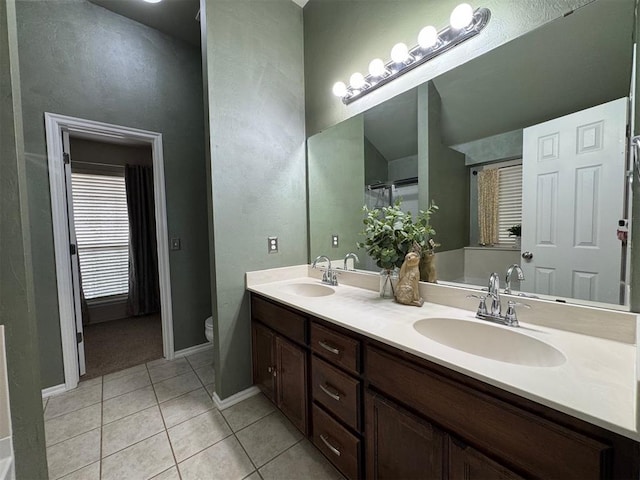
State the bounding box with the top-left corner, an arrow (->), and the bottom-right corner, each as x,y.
448,436 -> 524,480
252,322 -> 276,402
365,391 -> 444,480
276,335 -> 308,434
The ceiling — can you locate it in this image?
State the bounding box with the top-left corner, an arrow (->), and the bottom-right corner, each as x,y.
361,0 -> 633,161
88,0 -> 308,48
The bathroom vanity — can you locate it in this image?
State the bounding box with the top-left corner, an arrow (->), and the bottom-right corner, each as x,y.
247,266 -> 640,480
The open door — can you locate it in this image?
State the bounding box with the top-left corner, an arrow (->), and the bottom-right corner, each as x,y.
521,97 -> 628,304
62,131 -> 86,376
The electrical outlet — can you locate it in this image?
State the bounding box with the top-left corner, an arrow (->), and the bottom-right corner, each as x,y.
170,238 -> 181,250
268,236 -> 278,254
332,234 -> 339,248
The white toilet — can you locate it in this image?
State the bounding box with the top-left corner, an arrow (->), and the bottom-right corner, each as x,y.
205,316 -> 214,343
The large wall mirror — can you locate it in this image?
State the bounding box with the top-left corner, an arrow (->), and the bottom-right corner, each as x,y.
307,0 -> 635,308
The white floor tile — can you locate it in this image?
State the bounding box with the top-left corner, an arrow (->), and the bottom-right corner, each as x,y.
101,432 -> 174,480
153,371 -> 202,403
103,369 -> 151,400
46,428 -> 101,480
102,384 -> 157,424
178,436 -> 254,480
45,403 -> 101,447
102,405 -> 165,457
148,358 -> 192,384
45,384 -> 102,420
159,388 -> 215,428
168,409 -> 232,462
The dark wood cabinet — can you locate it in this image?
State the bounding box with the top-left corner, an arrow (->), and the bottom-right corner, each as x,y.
251,296 -> 308,435
275,335 -> 307,434
365,390 -> 444,480
251,321 -> 276,402
250,293 -> 639,480
448,436 -> 524,480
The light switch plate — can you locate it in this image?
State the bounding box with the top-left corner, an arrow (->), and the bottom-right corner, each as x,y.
170,238 -> 181,250
268,236 -> 278,254
331,234 -> 339,248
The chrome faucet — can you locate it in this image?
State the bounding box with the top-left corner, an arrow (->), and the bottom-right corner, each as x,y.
505,264 -> 524,294
312,255 -> 338,286
466,272 -> 529,327
343,252 -> 359,271
487,272 -> 501,317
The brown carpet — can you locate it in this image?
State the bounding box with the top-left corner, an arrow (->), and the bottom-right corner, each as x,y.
82,314 -> 163,380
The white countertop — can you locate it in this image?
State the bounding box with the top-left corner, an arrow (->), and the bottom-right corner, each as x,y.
247,267 -> 639,441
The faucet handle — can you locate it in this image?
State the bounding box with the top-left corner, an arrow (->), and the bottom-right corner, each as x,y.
466,294 -> 488,316
504,300 -> 530,326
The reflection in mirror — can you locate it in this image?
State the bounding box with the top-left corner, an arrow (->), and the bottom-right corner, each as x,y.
307,0 -> 635,307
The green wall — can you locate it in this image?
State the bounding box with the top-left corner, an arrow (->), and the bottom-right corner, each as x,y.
16,0 -> 211,388
418,82 -> 469,252
364,136 -> 388,186
0,0 -> 48,476
303,0 -> 595,136
202,0 -> 306,399
309,116 -> 365,261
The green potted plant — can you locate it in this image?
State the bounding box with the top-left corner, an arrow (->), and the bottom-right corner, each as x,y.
357,200 -> 439,297
507,224 -> 522,249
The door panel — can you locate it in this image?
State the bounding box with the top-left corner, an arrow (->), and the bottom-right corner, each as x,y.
62,131 -> 86,376
522,97 -> 627,303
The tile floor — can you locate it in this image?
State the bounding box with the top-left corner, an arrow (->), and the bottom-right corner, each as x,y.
42,349 -> 344,480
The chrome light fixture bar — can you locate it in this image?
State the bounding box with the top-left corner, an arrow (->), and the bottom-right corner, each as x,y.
333,4 -> 491,105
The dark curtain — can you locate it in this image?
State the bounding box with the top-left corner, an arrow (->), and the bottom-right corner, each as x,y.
125,165 -> 161,316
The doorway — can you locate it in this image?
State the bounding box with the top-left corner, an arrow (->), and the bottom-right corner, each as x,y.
68,137 -> 163,379
45,113 -> 175,391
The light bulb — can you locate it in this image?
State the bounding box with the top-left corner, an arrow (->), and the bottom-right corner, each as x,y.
368,58 -> 387,77
390,43 -> 410,64
418,26 -> 438,49
350,72 -> 366,89
332,82 -> 347,97
143,0 -> 163,3
450,3 -> 474,29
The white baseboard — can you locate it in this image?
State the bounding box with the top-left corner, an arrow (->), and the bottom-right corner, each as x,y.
213,386 -> 260,410
174,342 -> 213,358
42,383 -> 67,398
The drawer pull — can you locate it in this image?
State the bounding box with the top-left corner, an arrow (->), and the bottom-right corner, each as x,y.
319,434 -> 341,457
319,340 -> 340,355
319,383 -> 341,401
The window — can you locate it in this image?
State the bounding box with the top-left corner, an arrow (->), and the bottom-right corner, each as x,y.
497,164 -> 523,245
71,172 -> 129,299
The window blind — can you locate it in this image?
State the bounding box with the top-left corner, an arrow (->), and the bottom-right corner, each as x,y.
497,164 -> 523,245
71,172 -> 129,299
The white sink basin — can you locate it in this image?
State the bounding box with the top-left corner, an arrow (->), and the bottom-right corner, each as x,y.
281,283 -> 335,297
413,318 -> 566,367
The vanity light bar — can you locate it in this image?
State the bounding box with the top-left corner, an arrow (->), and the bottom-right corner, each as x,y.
333,5 -> 491,105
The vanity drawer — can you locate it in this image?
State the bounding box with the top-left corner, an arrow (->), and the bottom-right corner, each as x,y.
310,322 -> 360,374
312,403 -> 360,480
251,295 -> 306,345
312,356 -> 360,431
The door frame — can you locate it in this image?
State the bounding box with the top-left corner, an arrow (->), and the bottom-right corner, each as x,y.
45,112 -> 175,390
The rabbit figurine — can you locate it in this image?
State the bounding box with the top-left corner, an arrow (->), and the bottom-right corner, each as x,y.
394,251 -> 424,307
